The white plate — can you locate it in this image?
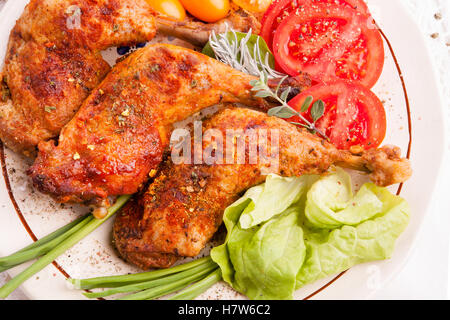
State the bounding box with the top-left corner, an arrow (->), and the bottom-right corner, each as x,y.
0,0 -> 446,300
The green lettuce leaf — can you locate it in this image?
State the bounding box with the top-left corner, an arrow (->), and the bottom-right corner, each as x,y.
210,197 -> 252,286
239,174 -> 317,229
229,207 -> 306,300
305,168 -> 384,229
211,175 -> 310,300
211,169 -> 410,300
297,186 -> 410,288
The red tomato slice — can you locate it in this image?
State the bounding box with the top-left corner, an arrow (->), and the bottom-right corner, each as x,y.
260,0 -> 369,53
272,4 -> 384,88
288,81 -> 386,150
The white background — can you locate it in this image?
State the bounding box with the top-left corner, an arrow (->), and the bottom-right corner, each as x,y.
0,0 -> 449,300
372,0 -> 450,300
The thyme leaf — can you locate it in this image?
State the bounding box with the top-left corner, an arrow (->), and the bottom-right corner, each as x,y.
311,100 -> 325,123
252,72 -> 328,140
268,106 -> 297,119
300,96 -> 313,113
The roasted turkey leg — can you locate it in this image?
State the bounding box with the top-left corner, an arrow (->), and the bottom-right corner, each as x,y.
113,107 -> 412,270
28,44 -> 310,206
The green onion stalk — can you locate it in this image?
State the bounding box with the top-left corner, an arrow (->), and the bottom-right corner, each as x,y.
0,194 -> 223,300
0,214 -> 92,273
68,256 -> 222,300
0,195 -> 131,299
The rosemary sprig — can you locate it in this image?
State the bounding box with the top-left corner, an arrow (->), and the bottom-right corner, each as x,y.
250,72 -> 328,139
208,27 -> 286,79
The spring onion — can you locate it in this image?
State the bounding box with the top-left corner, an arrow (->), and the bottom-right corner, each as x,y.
169,269 -> 222,300
118,266 -> 218,300
0,195 -> 131,299
69,256 -> 214,290
69,256 -> 222,300
82,259 -> 217,299
0,214 -> 92,272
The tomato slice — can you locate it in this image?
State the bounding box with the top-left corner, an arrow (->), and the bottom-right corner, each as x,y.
272,4 -> 384,88
288,81 -> 386,150
260,0 -> 369,53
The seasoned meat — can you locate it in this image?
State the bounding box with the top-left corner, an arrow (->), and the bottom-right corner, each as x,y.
28,44 -> 310,205
0,0 -> 156,156
113,107 -> 412,269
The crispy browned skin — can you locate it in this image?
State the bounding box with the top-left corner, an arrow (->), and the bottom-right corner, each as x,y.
28,44 -> 310,205
156,6 -> 261,47
113,108 -> 412,270
0,0 -> 156,156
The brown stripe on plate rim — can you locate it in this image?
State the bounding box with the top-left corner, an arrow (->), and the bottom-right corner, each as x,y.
0,141 -> 101,298
0,141 -> 71,279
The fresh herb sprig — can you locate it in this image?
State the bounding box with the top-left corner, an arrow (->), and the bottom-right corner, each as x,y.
205,27 -> 327,139
207,27 -> 286,79
250,72 -> 328,139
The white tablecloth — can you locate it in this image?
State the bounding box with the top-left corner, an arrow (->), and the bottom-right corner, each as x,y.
0,0 -> 449,300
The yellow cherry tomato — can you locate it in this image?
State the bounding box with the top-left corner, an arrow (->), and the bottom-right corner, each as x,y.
179,0 -> 230,23
146,0 -> 186,21
232,0 -> 272,13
